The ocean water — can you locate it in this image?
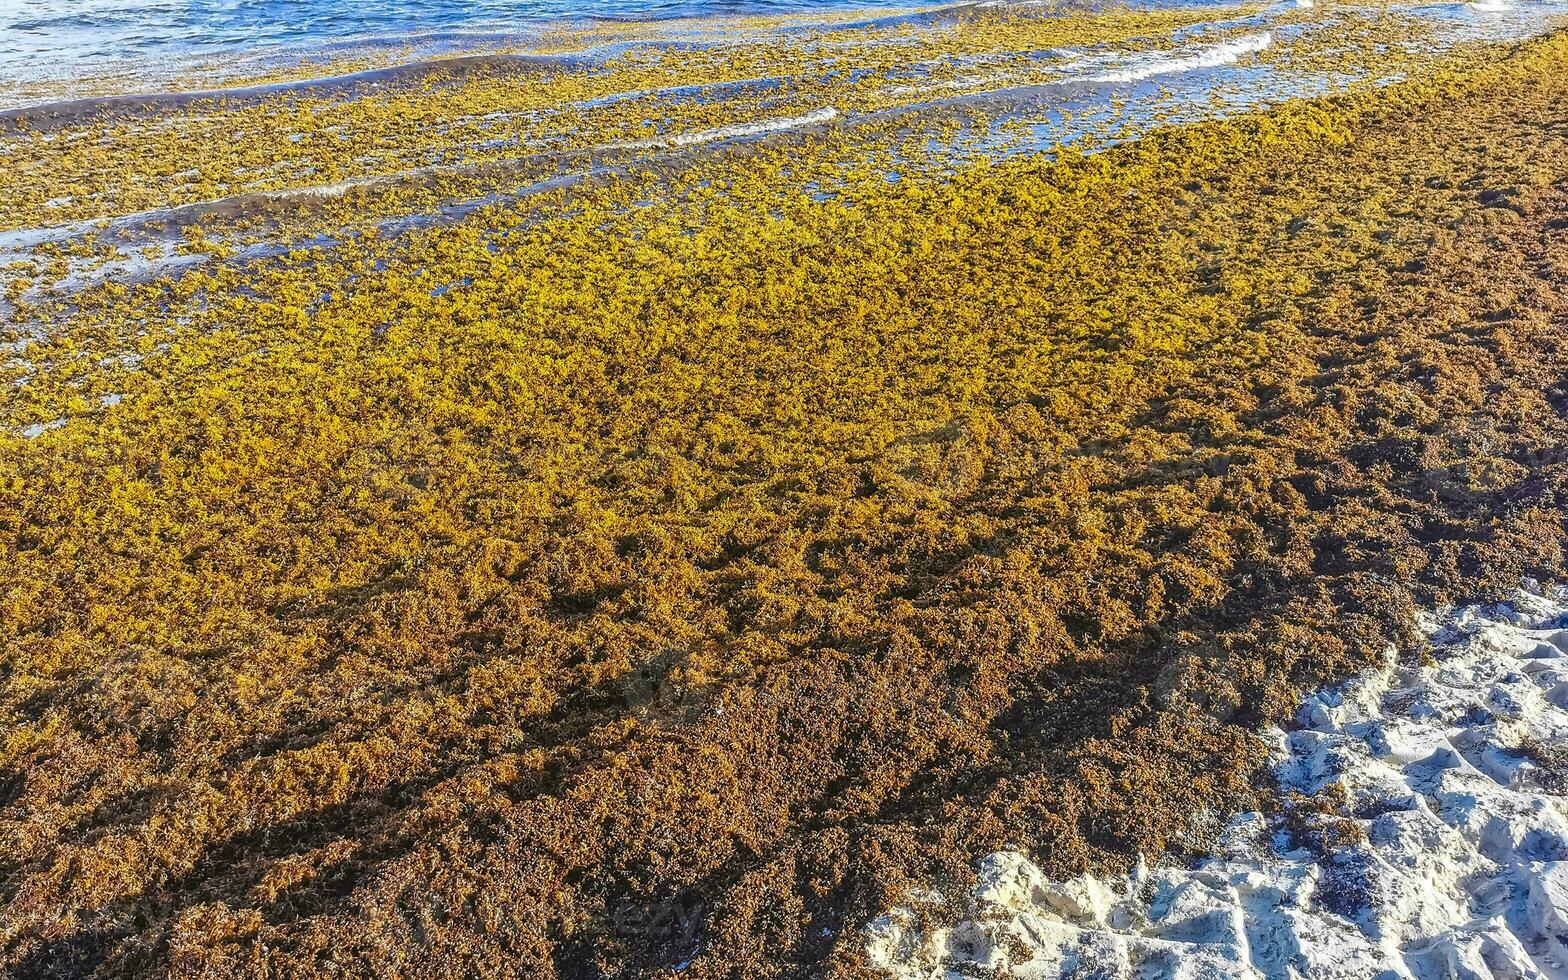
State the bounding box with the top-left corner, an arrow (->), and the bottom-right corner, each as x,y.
0,0 -> 929,80
3,0 -> 1563,98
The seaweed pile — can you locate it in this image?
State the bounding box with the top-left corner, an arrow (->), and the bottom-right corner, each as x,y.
2,3 -> 1568,979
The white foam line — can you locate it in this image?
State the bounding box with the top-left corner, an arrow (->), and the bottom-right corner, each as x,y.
1093,32 -> 1273,84
865,578 -> 1568,979
876,32 -> 1273,103
614,106 -> 840,150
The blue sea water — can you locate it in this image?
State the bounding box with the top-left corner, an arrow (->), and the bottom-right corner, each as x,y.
7,0 -> 1558,94
0,0 -> 928,78
0,0 -> 1559,103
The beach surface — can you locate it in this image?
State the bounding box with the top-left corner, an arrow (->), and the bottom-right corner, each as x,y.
3,1 -> 1568,977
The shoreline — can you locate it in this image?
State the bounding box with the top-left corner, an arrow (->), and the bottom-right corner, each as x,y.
0,2 -> 955,122
4,7 -> 1568,979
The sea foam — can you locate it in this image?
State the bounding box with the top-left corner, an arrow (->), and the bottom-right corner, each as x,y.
1092,32 -> 1273,85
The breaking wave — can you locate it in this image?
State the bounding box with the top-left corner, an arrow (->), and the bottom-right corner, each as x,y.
1091,31 -> 1273,84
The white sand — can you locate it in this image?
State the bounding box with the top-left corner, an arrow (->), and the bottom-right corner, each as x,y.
866,581 -> 1568,978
